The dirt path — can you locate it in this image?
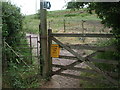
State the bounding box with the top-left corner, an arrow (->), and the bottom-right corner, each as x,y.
26,33 -> 87,88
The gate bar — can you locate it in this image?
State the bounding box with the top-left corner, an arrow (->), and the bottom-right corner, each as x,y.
51,33 -> 113,38
52,64 -> 98,74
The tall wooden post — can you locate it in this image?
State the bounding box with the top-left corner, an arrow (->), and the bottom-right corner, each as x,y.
48,29 -> 52,77
39,0 -> 49,78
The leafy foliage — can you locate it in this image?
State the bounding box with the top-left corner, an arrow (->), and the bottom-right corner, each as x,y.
66,2 -> 120,35
2,2 -> 24,46
2,2 -> 40,88
66,1 -> 120,59
67,2 -> 88,10
3,62 -> 40,88
66,2 -> 120,87
88,3 -> 120,58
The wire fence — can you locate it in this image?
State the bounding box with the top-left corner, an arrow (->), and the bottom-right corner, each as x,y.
47,19 -> 111,34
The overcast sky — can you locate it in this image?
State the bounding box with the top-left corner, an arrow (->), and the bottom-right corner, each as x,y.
8,0 -> 120,15
10,0 -> 71,15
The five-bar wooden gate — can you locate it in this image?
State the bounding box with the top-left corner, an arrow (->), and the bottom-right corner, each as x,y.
48,29 -> 119,86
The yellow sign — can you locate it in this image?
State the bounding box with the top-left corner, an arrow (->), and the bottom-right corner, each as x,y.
51,44 -> 60,58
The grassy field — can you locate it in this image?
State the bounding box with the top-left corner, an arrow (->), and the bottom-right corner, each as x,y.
23,9 -> 111,45
23,9 -> 103,34
23,9 -> 112,46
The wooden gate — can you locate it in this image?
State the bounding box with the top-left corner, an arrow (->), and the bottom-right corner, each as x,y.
48,29 -> 118,86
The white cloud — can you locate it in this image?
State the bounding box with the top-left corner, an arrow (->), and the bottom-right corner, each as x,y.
10,0 -> 71,15
11,0 -> 36,15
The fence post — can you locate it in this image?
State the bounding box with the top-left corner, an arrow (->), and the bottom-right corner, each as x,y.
37,37 -> 39,58
48,29 -> 52,78
39,0 -> 49,78
29,35 -> 32,63
63,19 -> 66,32
81,20 -> 86,43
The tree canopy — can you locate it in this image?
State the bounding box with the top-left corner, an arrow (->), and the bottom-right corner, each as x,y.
67,2 -> 120,34
67,2 -> 120,55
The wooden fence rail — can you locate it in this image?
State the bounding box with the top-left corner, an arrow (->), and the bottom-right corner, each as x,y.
51,33 -> 113,38
65,44 -> 115,51
59,55 -> 118,65
52,64 -> 98,74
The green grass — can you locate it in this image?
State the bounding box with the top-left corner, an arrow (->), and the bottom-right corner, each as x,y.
22,9 -> 105,44
3,62 -> 41,88
23,14 -> 40,34
23,9 -> 101,34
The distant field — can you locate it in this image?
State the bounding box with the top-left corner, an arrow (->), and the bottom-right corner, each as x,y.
23,9 -> 102,33
23,9 -> 111,44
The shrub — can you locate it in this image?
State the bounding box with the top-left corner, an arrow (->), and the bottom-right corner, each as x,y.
2,2 -> 39,88
2,2 -> 24,46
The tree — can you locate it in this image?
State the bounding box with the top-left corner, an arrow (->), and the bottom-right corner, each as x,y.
66,2 -> 120,87
67,2 -> 88,10
66,2 -> 120,55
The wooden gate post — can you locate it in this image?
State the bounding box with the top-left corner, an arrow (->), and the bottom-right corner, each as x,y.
39,0 -> 49,78
63,19 -> 66,32
48,29 -> 52,77
29,35 -> 32,63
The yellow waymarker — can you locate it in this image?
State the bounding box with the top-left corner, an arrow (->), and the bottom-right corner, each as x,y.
51,44 -> 60,58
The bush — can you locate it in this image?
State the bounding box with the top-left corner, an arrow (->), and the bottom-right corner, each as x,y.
2,2 -> 40,88
2,2 -> 24,46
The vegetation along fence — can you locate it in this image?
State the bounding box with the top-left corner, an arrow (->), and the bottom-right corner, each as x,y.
48,29 -> 119,86
3,35 -> 40,69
